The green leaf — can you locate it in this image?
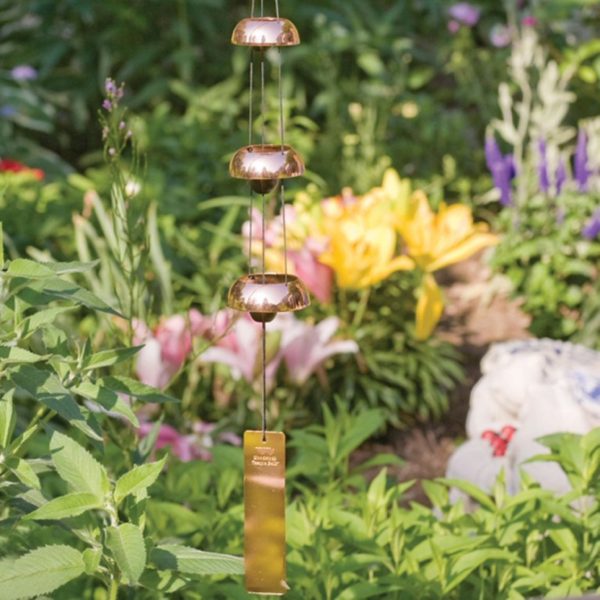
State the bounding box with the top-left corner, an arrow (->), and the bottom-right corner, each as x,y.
106,523 -> 146,585
101,376 -> 178,404
0,545 -> 85,600
27,276 -> 121,316
4,260 -> 99,280
7,458 -> 41,490
150,545 -> 244,576
20,307 -> 75,338
338,408 -> 384,459
0,391 -> 16,448
72,381 -> 139,427
139,569 -> 188,594
49,431 -> 109,499
114,457 -> 166,505
11,365 -> 102,441
5,259 -> 55,279
0,346 -> 45,364
24,492 -> 101,521
353,453 -> 404,473
82,548 -> 102,575
440,478 -> 496,511
446,548 -> 517,593
82,346 -> 142,370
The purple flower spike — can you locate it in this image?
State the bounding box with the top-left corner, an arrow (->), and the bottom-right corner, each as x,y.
575,128 -> 590,192
11,65 -> 38,82
538,139 -> 550,194
102,99 -> 112,111
449,3 -> 481,27
555,159 -> 567,195
582,209 -> 600,240
485,136 -> 516,206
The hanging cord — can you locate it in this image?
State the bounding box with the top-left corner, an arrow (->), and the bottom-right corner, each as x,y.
260,50 -> 266,148
275,0 -> 288,282
280,184 -> 288,282
261,321 -> 267,441
247,53 -> 255,274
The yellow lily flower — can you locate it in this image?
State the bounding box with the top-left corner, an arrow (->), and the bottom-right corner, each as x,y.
397,192 -> 498,273
319,185 -> 413,289
415,274 -> 444,341
320,215 -> 413,288
394,190 -> 498,339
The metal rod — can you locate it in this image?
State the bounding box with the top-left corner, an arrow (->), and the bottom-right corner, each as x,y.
261,193 -> 266,282
260,51 -> 266,146
280,184 -> 288,282
251,0 -> 255,17
248,56 -> 254,146
260,0 -> 264,17
248,191 -> 254,274
260,341 -> 267,442
277,50 -> 285,149
248,50 -> 255,274
275,0 -> 279,18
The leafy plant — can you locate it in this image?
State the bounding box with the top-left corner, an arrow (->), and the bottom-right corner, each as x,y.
132,408 -> 600,599
0,235 -> 242,599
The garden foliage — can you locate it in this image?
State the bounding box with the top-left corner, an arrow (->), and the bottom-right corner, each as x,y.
2,1 -> 600,598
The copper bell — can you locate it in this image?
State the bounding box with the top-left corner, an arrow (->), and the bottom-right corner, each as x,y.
230,144 -> 305,194
228,274 -> 310,322
232,17 -> 300,47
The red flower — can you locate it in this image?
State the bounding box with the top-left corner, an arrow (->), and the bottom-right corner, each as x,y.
0,159 -> 44,180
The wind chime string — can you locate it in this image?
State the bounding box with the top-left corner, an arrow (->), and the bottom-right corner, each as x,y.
261,321 -> 267,441
247,54 -> 254,274
275,8 -> 288,281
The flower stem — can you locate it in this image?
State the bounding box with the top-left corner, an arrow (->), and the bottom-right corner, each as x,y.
108,577 -> 119,600
352,288 -> 371,329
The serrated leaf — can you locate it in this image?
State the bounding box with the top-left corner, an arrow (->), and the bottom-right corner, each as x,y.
106,523 -> 146,585
49,431 -> 109,499
101,376 -> 178,404
150,545 -> 244,575
0,545 -> 85,599
0,391 -> 16,448
7,458 -> 41,490
24,492 -> 101,521
114,457 -> 166,505
82,346 -> 143,370
11,365 -> 102,441
73,381 -> 139,427
0,346 -> 45,364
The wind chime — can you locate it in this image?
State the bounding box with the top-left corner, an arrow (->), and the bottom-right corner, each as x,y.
227,2 -> 309,595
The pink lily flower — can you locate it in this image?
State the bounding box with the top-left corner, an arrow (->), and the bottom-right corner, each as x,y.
200,313 -> 282,390
138,420 -> 241,462
278,315 -> 359,385
289,238 -> 334,304
135,309 -> 204,389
